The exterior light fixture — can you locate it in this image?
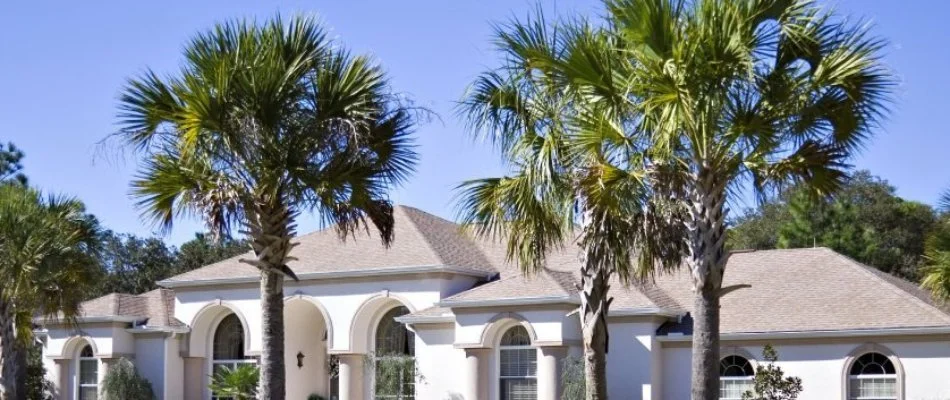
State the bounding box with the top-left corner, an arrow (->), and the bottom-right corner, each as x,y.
297,351 -> 305,369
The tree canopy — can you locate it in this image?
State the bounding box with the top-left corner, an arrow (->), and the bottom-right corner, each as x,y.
730,171 -> 936,281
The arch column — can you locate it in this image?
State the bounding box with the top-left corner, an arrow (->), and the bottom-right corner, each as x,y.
463,348 -> 490,400
337,353 -> 365,400
537,345 -> 568,400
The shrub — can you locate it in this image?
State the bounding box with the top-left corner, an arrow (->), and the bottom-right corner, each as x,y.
307,394 -> 326,400
100,358 -> 155,400
560,356 -> 585,400
208,364 -> 259,400
742,345 -> 804,400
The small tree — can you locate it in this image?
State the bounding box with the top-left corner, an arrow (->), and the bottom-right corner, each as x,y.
100,358 -> 155,400
742,345 -> 803,400
209,364 -> 259,400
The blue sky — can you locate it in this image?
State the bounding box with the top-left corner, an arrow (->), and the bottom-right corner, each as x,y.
1,1 -> 947,245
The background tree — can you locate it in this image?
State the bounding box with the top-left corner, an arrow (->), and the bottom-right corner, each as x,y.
174,233 -> 249,275
0,184 -> 100,399
741,345 -> 803,400
730,171 -> 935,281
117,16 -> 418,399
0,142 -> 27,185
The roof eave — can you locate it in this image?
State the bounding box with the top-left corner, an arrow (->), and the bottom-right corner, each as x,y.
395,314 -> 456,324
656,326 -> 950,342
126,325 -> 191,334
159,264 -> 493,288
35,315 -> 143,325
439,295 -> 580,308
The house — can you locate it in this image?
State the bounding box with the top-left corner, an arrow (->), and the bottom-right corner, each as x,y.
36,205 -> 950,400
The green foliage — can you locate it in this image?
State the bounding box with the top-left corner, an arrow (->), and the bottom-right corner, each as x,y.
731,171 -> 937,281
365,354 -> 420,399
89,231 -> 248,298
25,343 -> 54,400
560,356 -> 585,400
0,183 -> 100,343
209,364 -> 259,400
100,358 -> 155,400
921,214 -> 950,301
741,345 -> 803,400
306,394 -> 326,400
0,142 -> 26,185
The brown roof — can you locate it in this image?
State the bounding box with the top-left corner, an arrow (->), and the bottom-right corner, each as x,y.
162,206 -> 496,283
160,205 -> 950,333
71,288 -> 183,328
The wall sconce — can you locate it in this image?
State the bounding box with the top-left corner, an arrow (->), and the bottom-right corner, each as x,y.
297,351 -> 305,369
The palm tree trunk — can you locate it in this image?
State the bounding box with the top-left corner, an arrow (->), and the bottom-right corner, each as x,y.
243,197 -> 296,400
578,203 -> 612,400
579,259 -> 610,400
0,297 -> 26,400
686,168 -> 728,400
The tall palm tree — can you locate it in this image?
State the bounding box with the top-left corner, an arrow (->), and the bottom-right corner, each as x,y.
0,184 -> 100,400
117,16 -> 418,399
458,1 -> 891,398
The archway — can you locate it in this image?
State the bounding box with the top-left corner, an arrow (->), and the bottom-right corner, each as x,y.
285,296 -> 332,400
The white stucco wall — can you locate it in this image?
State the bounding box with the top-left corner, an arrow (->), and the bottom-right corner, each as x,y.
660,338 -> 950,400
605,319 -> 664,400
413,324 -> 467,400
134,334 -> 167,399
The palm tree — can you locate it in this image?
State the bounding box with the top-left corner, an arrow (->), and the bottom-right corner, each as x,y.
457,1 -> 891,399
116,16 -> 418,399
922,188 -> 950,301
0,184 -> 100,400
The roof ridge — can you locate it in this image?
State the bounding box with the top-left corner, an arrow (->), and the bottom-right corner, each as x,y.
396,206 -> 449,265
820,248 -> 950,322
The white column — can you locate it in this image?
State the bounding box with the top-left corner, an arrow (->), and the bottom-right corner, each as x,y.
463,348 -> 490,400
337,353 -> 365,400
537,346 -> 567,400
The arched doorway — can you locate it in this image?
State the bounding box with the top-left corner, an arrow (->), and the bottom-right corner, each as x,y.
373,306 -> 414,399
285,297 -> 332,400
211,313 -> 256,400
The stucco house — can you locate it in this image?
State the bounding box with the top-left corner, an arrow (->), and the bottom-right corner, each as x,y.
35,205 -> 950,400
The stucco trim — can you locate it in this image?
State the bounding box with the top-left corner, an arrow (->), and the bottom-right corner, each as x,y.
346,291 -> 417,354
158,264 -> 493,288
655,326 -> 950,342
48,336 -> 99,359
453,312 -> 541,349
284,294 -> 335,349
841,343 -> 905,400
439,295 -> 580,308
395,313 -> 455,324
187,301 -> 253,358
35,315 -> 142,325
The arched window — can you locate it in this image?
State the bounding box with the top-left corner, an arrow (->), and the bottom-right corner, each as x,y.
499,325 -> 536,400
848,352 -> 898,400
211,314 -> 256,399
375,306 -> 414,356
77,344 -> 98,400
374,306 -> 415,399
719,355 -> 754,400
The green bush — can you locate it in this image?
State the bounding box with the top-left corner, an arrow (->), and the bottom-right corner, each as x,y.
560,356 -> 585,400
307,394 -> 326,400
100,358 -> 155,400
208,364 -> 259,400
742,345 -> 804,400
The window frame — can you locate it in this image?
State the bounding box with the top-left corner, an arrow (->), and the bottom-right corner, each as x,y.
76,344 -> 98,400
846,352 -> 899,400
371,305 -> 415,400
718,352 -> 755,400
209,313 -> 257,400
842,344 -> 904,400
497,325 -> 537,400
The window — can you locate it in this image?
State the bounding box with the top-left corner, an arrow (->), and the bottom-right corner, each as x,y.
374,306 -> 415,400
720,355 -> 754,400
212,314 -> 256,400
848,352 -> 898,400
499,325 -> 536,400
78,345 -> 97,400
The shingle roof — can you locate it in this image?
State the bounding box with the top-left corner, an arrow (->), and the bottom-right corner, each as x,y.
162,206 -> 496,284
647,247 -> 950,333
68,288 -> 183,328
158,205 -> 950,333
